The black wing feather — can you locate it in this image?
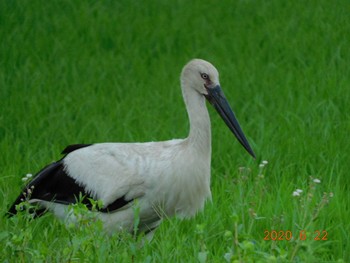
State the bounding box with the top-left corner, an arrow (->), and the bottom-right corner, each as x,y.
61,144 -> 93,155
7,161 -> 89,216
8,145 -> 132,216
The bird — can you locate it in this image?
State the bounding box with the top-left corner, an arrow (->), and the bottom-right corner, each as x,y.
8,59 -> 255,239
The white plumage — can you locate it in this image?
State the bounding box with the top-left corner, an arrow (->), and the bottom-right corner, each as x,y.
8,59 -> 255,238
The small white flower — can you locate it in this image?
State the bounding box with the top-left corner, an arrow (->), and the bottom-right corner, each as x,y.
26,173 -> 33,178
296,189 -> 303,193
262,160 -> 268,165
22,177 -> 28,182
292,191 -> 300,197
259,164 -> 265,168
313,178 -> 321,184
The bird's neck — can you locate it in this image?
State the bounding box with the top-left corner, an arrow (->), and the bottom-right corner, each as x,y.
182,87 -> 212,154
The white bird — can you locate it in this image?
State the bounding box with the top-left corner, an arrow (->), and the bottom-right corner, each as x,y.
8,59 -> 255,238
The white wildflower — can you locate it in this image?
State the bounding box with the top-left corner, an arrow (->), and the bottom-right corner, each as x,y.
296,189 -> 303,193
292,191 -> 300,197
26,173 -> 33,178
313,178 -> 321,184
262,160 -> 268,165
22,177 -> 28,182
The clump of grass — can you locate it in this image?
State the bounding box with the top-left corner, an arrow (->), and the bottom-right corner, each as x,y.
4,187 -> 48,262
4,188 -> 150,262
220,161 -> 270,262
289,177 -> 334,261
217,161 -> 337,262
196,223 -> 208,263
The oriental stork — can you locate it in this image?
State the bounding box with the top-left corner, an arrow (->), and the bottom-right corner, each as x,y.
8,59 -> 255,238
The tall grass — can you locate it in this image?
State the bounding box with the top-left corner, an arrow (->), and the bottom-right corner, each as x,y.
1,0 -> 349,261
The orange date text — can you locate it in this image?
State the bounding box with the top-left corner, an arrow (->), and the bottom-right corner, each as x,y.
263,230 -> 328,241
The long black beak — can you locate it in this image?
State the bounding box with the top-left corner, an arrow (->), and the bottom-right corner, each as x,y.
205,85 -> 256,159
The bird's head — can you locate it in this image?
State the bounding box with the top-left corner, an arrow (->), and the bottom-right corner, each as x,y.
181,59 -> 256,159
181,58 -> 220,95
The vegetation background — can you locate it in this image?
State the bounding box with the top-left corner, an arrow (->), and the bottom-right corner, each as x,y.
1,0 -> 349,262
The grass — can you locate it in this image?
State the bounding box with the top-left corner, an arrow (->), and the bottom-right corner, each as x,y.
1,0 -> 349,261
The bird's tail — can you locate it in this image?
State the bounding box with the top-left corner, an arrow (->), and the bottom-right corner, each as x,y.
6,162 -> 60,217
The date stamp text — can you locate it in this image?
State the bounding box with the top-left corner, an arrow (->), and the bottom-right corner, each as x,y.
263,230 -> 328,241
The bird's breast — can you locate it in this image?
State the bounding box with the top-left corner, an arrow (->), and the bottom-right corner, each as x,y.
150,148 -> 212,218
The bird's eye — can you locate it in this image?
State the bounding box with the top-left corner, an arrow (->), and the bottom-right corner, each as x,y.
201,73 -> 209,80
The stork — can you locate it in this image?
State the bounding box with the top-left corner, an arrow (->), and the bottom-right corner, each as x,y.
8,59 -> 255,238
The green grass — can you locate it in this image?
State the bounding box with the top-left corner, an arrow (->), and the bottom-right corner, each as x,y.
1,0 -> 349,262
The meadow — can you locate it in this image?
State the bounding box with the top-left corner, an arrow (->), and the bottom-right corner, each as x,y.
1,0 -> 349,262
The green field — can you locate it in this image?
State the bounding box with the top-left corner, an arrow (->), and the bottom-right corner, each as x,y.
1,0 -> 349,262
